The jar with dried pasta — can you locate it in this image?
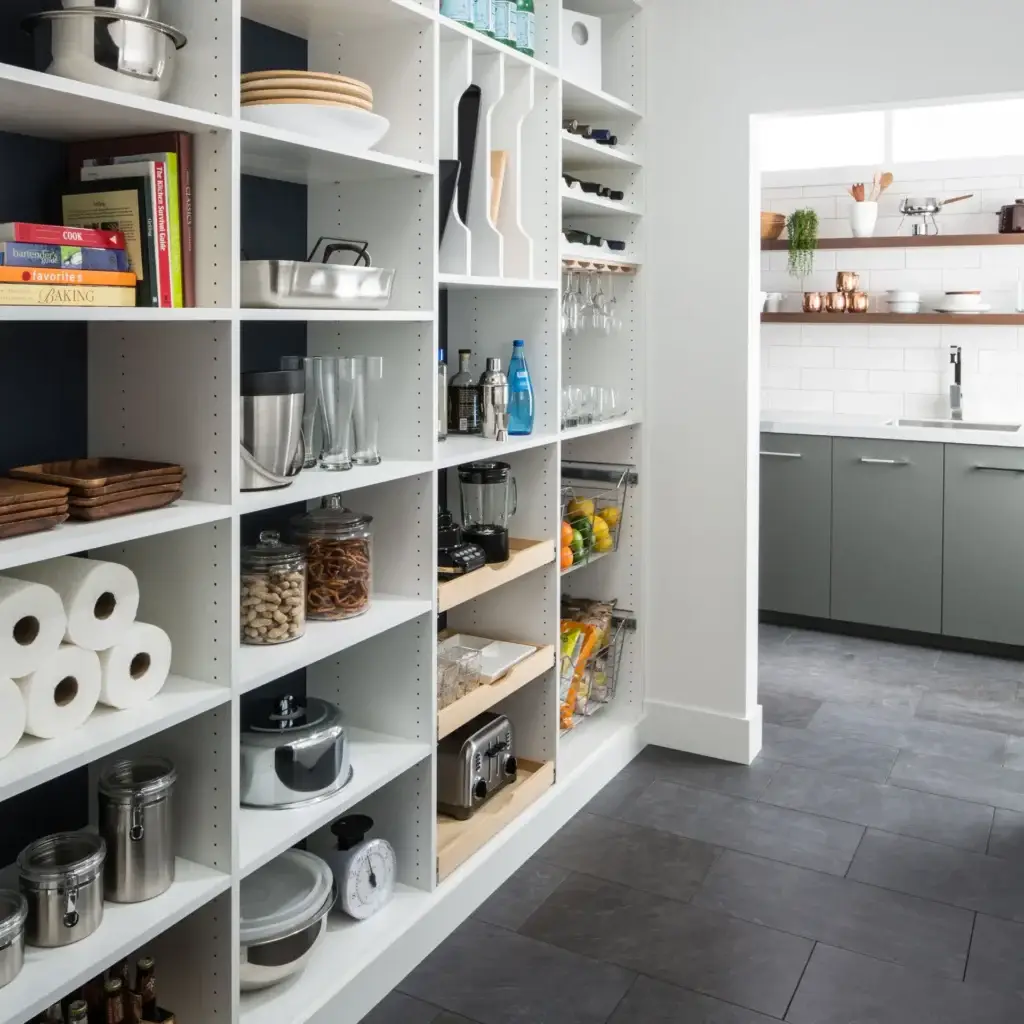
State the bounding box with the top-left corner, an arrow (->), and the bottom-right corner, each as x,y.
290,495 -> 373,621
240,530 -> 307,644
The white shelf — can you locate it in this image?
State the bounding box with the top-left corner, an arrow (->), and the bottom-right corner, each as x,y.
0,677 -> 228,804
560,414 -> 641,440
437,431 -> 560,469
238,462 -> 433,515
0,501 -> 232,572
562,0 -> 642,13
438,15 -> 559,78
0,307 -> 232,322
240,123 -> 434,186
242,0 -> 435,36
439,274 -> 560,291
561,132 -> 642,170
238,309 -> 434,322
238,730 -> 431,876
562,242 -> 643,267
562,185 -> 643,218
562,78 -> 643,121
4,858 -> 230,1024
236,596 -> 433,693
0,63 -> 231,141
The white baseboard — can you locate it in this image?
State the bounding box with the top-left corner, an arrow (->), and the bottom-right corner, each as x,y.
641,699 -> 763,765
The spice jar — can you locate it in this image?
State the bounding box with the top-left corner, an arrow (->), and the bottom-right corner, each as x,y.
240,531 -> 307,645
290,495 -> 373,621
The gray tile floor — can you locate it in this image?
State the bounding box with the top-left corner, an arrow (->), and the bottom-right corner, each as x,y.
362,626 -> 1024,1023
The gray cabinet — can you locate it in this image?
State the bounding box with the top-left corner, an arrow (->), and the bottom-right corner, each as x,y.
759,433 -> 832,617
943,444 -> 1024,646
831,438 -> 944,633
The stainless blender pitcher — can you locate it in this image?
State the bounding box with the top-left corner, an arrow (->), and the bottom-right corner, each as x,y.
457,461 -> 517,563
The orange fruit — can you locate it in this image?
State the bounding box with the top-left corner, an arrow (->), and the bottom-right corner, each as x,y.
560,545 -> 574,571
560,521 -> 574,547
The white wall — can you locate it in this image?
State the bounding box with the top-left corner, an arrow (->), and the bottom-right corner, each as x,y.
644,0 -> 1024,764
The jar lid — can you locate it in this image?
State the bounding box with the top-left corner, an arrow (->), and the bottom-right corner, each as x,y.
239,849 -> 335,946
0,890 -> 27,945
18,832 -> 105,888
241,695 -> 344,748
241,369 -> 304,397
98,756 -> 177,805
457,460 -> 511,484
241,530 -> 303,568
289,494 -> 372,537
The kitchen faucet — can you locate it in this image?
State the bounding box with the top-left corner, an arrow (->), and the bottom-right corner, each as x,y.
950,345 -> 963,420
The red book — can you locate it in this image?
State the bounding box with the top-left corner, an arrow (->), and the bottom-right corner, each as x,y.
0,223 -> 126,249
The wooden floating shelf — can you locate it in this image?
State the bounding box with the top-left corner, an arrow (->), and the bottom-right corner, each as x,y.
762,313 -> 1024,326
437,759 -> 555,882
438,644 -> 556,741
437,538 -> 555,613
762,234 -> 1024,251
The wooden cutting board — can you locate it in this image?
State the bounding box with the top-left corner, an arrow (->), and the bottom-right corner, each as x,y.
241,89 -> 374,112
70,481 -> 183,508
0,513 -> 68,540
0,503 -> 68,525
0,478 -> 70,507
75,474 -> 184,499
69,489 -> 182,521
241,78 -> 372,102
241,70 -> 372,95
10,459 -> 184,489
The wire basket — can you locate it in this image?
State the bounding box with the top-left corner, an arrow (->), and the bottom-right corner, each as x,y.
561,609 -> 635,730
560,460 -> 633,573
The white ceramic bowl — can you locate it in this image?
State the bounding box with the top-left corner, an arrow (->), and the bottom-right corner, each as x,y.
885,290 -> 920,303
887,300 -> 922,314
942,292 -> 984,311
242,104 -> 391,153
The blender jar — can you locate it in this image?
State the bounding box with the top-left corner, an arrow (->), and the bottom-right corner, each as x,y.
457,461 -> 517,563
290,495 -> 373,620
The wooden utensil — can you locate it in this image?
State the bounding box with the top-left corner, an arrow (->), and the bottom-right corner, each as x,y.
490,151 -> 508,224
241,78 -> 372,102
0,478 -> 70,507
0,502 -> 68,525
68,489 -> 182,521
69,481 -> 183,508
869,171 -> 881,202
241,90 -> 375,113
879,171 -> 894,195
0,513 -> 68,541
941,194 -> 974,207
241,69 -> 372,95
10,458 -> 183,488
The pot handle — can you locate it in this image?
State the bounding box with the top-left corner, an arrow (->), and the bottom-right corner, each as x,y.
130,801 -> 145,842
60,875 -> 79,929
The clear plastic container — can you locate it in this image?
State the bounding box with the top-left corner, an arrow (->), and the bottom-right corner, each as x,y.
290,495 -> 373,620
438,645 -> 484,710
240,531 -> 307,645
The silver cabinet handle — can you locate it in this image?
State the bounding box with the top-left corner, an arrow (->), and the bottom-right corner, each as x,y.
760,451 -> 802,458
973,465 -> 1024,473
859,457 -> 907,465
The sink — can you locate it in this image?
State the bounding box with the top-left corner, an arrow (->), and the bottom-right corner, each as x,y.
888,418 -> 1022,432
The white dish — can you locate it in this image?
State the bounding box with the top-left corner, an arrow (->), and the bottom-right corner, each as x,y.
439,634 -> 537,684
885,290 -> 920,302
887,302 -> 922,314
941,293 -> 985,311
934,305 -> 992,314
242,104 -> 390,153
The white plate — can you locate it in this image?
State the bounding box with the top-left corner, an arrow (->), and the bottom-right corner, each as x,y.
439,634 -> 537,683
242,104 -> 390,154
934,305 -> 992,314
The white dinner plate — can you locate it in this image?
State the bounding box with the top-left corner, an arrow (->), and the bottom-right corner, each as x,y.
439,634 -> 537,684
933,304 -> 992,314
242,103 -> 390,153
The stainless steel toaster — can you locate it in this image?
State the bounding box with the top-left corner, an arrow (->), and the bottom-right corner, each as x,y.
437,712 -> 517,820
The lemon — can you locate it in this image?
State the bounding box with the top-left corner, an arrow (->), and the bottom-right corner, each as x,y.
597,506 -> 620,529
592,516 -> 611,538
567,497 -> 595,519
595,535 -> 614,553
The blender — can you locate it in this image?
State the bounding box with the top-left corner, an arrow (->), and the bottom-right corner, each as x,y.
457,461 -> 517,564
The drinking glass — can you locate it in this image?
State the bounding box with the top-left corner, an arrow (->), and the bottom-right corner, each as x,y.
317,356 -> 358,471
281,355 -> 321,468
352,355 -> 384,466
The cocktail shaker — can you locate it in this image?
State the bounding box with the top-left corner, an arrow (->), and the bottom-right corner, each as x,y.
479,358 -> 509,442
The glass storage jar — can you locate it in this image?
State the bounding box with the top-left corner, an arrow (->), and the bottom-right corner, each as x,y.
240,530 -> 307,645
290,495 -> 373,620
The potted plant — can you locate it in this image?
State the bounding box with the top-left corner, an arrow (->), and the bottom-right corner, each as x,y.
787,208 -> 819,279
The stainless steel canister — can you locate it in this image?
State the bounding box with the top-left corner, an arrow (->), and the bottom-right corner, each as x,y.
0,891 -> 27,988
98,757 -> 177,903
18,832 -> 105,947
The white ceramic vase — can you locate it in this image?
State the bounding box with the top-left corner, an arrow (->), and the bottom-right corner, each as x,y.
850,201 -> 878,238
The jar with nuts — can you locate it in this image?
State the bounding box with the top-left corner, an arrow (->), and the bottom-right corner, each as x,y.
240,530 -> 307,645
290,495 -> 373,621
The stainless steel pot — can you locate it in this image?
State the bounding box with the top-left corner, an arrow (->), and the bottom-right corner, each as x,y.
240,695 -> 351,808
62,0 -> 160,17
0,891 -> 27,989
98,756 -> 176,903
239,369 -> 306,492
23,9 -> 187,102
18,832 -> 105,948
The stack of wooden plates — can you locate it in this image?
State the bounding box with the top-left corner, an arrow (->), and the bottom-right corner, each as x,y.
0,479 -> 70,540
241,70 -> 374,112
10,459 -> 185,522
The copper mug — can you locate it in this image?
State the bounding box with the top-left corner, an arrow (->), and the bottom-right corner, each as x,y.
847,291 -> 870,314
825,291 -> 848,313
836,271 -> 860,293
802,292 -> 825,313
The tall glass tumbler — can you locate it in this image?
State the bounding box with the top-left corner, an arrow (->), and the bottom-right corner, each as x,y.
281,356 -> 321,469
352,355 -> 384,466
317,356 -> 359,471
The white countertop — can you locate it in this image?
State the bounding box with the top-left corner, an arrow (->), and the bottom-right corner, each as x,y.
760,411 -> 1024,447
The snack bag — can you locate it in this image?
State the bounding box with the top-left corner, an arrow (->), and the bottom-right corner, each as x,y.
559,624 -> 584,730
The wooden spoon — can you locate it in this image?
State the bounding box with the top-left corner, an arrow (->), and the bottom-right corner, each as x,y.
878,171 -> 894,195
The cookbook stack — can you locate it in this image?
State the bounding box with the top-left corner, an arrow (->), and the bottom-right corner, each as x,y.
0,479 -> 70,540
10,459 -> 185,521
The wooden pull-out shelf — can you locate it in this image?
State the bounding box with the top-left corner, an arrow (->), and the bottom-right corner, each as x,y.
437,537 -> 555,613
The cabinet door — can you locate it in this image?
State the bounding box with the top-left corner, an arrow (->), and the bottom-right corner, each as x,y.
943,444 -> 1024,645
759,433 -> 832,617
831,438 -> 943,633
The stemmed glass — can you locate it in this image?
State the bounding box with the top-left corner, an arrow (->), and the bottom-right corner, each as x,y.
562,270 -> 584,338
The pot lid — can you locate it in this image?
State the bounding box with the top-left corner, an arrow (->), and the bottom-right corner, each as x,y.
0,890 -> 27,944
289,494 -> 371,535
240,849 -> 335,946
241,530 -> 303,567
18,832 -> 105,886
98,756 -> 177,803
242,695 -> 344,745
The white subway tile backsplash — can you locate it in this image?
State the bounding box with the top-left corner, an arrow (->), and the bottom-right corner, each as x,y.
944,176 -> 1021,191
802,184 -> 855,198
943,325 -> 1019,349
869,370 -> 942,394
801,368 -> 869,392
979,189 -> 1024,214
869,325 -> 942,348
769,346 -> 834,369
904,394 -> 948,418
834,347 -> 904,370
763,367 -> 802,389
978,350 -> 1024,373
801,323 -> 869,346
763,186 -> 805,200
981,246 -> 1024,270
834,392 -> 904,416
869,269 -> 944,295
938,212 -> 995,234
906,247 -> 983,269
836,249 -> 908,271
768,197 -> 837,219
904,348 -> 947,371
765,389 -> 834,413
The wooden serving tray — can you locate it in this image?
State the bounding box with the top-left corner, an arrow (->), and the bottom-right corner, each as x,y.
241,78 -> 372,101
11,458 -> 184,488
70,481 -> 183,508
241,69 -> 372,94
0,513 -> 68,540
0,478 -> 70,508
74,473 -> 184,498
68,489 -> 181,521
241,90 -> 374,112
0,502 -> 68,525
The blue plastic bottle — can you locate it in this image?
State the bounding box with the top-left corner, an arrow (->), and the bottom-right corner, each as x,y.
508,339 -> 534,435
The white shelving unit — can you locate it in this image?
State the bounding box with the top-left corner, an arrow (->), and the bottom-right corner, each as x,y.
0,2 -> 647,1022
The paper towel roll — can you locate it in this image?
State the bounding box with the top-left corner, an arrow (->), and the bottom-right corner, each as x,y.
9,556 -> 139,651
0,677 -> 26,759
17,644 -> 101,738
0,576 -> 66,677
98,622 -> 172,709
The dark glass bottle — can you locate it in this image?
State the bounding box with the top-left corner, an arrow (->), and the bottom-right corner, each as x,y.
104,979 -> 125,1024
448,349 -> 482,435
136,957 -> 156,1021
68,1001 -> 89,1024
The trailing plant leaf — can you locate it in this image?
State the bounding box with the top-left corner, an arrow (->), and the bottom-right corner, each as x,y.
787,209 -> 819,279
